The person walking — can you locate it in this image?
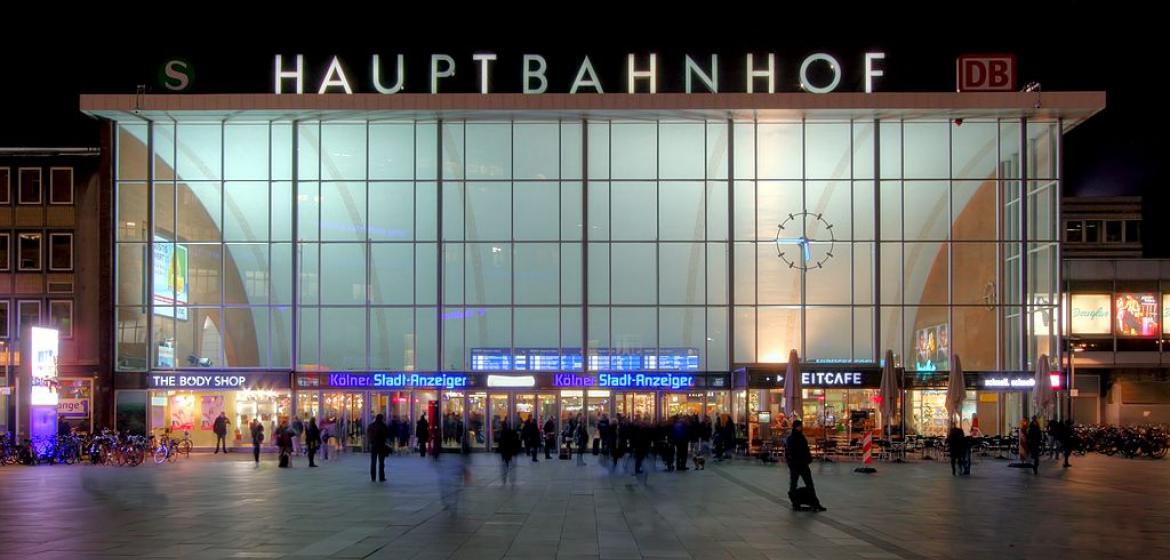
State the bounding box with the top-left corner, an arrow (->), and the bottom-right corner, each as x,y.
367,413 -> 390,482
416,414 -> 430,458
305,417 -> 321,468
499,421 -> 520,470
947,423 -> 968,476
575,416 -> 588,466
784,420 -> 826,511
673,415 -> 690,471
291,415 -> 304,456
250,419 -> 265,464
542,416 -> 556,460
1026,416 -> 1044,475
1052,419 -> 1074,468
522,417 -> 540,462
276,420 -> 293,468
213,412 -> 231,454
632,419 -> 650,475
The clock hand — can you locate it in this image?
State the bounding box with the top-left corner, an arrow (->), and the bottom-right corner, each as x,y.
801,241 -> 812,262
775,237 -> 805,245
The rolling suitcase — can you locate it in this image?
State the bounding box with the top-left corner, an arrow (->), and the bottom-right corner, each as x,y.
787,486 -> 821,511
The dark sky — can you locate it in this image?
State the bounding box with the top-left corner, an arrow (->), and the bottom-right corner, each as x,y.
1,11 -> 1161,248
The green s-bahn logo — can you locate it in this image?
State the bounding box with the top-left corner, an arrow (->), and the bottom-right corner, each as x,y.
159,59 -> 194,92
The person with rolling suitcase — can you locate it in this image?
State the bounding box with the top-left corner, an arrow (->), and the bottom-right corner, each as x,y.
784,420 -> 826,511
543,416 -> 557,460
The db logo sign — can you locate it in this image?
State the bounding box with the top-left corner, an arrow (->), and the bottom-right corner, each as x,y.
956,54 -> 1017,92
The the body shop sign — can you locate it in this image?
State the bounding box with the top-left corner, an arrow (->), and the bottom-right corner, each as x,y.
1069,294 -> 1111,335
29,327 -> 59,406
148,373 -> 290,390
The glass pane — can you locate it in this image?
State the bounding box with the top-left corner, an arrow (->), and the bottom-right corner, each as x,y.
466,243 -> 511,305
515,307 -> 559,348
757,123 -> 802,180
175,308 -> 224,368
513,182 -> 558,240
757,181 -> 802,241
321,123 -> 367,180
442,182 -> 464,241
514,243 -> 558,305
116,243 -> 146,306
116,306 -> 148,371
297,243 -> 319,305
416,181 -> 438,241
415,308 -> 437,371
466,123 -> 510,180
416,243 -> 437,305
806,244 -> 851,304
371,308 -> 413,370
659,181 -> 704,241
271,307 -> 293,368
442,307 -> 465,370
443,243 -> 464,305
117,182 -> 148,241
466,182 -> 511,240
903,181 -> 949,240
514,123 -> 559,180
369,182 -> 413,240
806,307 -> 851,360
176,124 -> 221,181
587,121 -> 609,180
320,307 -> 367,370
903,242 -> 948,305
298,307 -> 319,369
321,243 -> 367,305
952,121 -> 997,180
757,307 -> 799,362
611,182 -> 656,240
370,123 -> 415,180
707,121 -> 729,180
659,307 -> 704,369
611,307 -> 655,350
186,244 -> 222,306
903,122 -> 949,179
561,181 -> 582,241
758,242 -> 800,305
659,243 -> 704,305
370,244 -> 413,305
561,121 -> 583,180
416,122 -> 438,181
271,181 -> 293,242
320,182 -> 366,241
706,307 -> 728,371
707,243 -> 727,305
561,243 -> 581,305
952,181 -> 998,241
225,244 -> 269,305
177,182 -> 222,242
587,181 -> 609,241
733,307 -> 755,363
223,307 -> 267,367
587,243 -> 609,304
223,182 -> 269,241
612,122 -> 656,180
270,243 -> 292,305
611,243 -> 655,304
117,123 -> 149,181
805,123 -> 851,180
272,122 -> 293,181
224,124 -> 269,180
659,123 -> 704,179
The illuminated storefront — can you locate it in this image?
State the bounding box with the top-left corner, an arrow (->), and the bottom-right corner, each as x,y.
89,52 -> 1101,446
145,373 -> 291,448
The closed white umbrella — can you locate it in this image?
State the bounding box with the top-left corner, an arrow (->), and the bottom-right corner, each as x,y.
783,349 -> 802,420
945,353 -> 965,423
1033,354 -> 1055,416
879,349 -> 899,428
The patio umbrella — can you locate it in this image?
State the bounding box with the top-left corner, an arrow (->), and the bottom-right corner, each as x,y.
783,349 -> 802,419
944,353 -> 965,423
878,349 -> 899,428
1033,354 -> 1055,417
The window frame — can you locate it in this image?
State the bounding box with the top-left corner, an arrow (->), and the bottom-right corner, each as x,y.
48,232 -> 73,271
0,300 -> 9,339
0,167 -> 10,204
17,231 -> 42,271
0,232 -> 9,271
17,299 -> 41,336
18,167 -> 42,205
49,167 -> 74,205
49,299 -> 74,339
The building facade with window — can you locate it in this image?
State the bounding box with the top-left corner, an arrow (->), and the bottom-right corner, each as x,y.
0,148 -> 106,435
82,86 -> 1102,448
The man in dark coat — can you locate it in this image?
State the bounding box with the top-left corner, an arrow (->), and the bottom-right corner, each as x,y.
1026,416 -> 1044,475
367,413 -> 390,482
416,414 -> 430,457
213,412 -> 230,454
784,420 -> 826,511
673,416 -> 690,471
542,416 -> 557,459
305,417 -> 322,468
521,417 -> 540,462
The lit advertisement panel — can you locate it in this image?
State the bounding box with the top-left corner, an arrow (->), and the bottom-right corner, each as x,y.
29,327 -> 59,406
1115,293 -> 1158,337
1070,294 -> 1111,335
152,235 -> 189,320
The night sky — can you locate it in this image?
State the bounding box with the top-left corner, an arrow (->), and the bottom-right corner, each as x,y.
1,12 -> 1161,250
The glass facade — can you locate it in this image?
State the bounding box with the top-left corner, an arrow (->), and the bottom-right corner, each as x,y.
113,117 -> 1061,377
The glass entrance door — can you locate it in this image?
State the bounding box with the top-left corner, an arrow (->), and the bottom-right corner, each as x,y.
441,392 -> 466,451
586,390 -> 610,441
560,390 -> 584,443
467,392 -> 487,450
323,392 -> 365,451
616,391 -> 656,423
489,393 -> 509,450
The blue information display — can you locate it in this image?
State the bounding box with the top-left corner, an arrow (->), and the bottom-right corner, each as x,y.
471,347 -> 698,372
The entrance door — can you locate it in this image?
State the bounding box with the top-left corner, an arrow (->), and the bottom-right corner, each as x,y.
662,392 -> 703,419
323,392 -> 365,451
586,390 -> 611,441
616,391 -> 656,423
441,391 -> 466,451
560,390 -> 584,442
467,392 -> 488,450
516,394 -> 536,426
489,393 -> 509,450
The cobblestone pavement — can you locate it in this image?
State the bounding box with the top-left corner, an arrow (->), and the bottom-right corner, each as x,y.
1,449 -> 1166,559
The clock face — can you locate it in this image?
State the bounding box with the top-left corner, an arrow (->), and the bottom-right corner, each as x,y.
774,212 -> 836,270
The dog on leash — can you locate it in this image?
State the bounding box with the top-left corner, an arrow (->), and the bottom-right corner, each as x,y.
692,454 -> 706,470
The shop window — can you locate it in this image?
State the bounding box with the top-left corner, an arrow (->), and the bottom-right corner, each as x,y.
50,300 -> 73,339
49,233 -> 72,271
1125,220 -> 1141,244
0,301 -> 8,339
18,232 -> 41,271
18,168 -> 41,204
0,167 -> 10,204
50,167 -> 73,205
0,233 -> 8,271
1105,220 -> 1123,243
17,300 -> 40,336
1064,221 -> 1083,243
1083,220 -> 1100,243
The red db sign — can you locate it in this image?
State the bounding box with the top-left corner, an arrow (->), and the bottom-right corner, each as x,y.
957,55 -> 1017,92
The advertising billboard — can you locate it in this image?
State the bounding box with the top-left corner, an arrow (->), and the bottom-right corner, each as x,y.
1115,293 -> 1159,337
1070,294 -> 1111,335
29,327 -> 59,406
153,236 -> 189,320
